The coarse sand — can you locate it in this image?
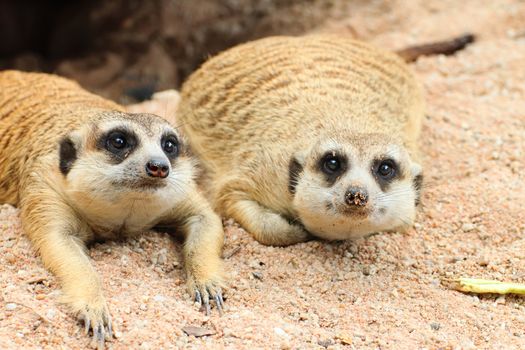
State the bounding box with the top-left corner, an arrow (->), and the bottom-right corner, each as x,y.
1,0 -> 525,348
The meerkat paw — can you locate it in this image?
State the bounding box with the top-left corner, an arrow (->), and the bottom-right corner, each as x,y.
255,212 -> 311,246
224,198 -> 311,246
66,296 -> 113,349
187,272 -> 225,316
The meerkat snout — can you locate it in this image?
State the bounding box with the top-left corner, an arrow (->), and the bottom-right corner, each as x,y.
344,186 -> 369,207
145,158 -> 170,178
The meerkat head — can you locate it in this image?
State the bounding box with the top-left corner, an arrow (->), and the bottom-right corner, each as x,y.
289,132 -> 422,241
57,112 -> 195,221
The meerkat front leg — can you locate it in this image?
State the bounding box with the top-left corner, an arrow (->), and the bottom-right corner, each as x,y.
218,186 -> 311,246
20,181 -> 112,349
159,189 -> 225,315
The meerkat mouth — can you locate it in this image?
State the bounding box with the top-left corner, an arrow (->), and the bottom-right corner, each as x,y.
326,201 -> 372,218
110,178 -> 168,190
339,206 -> 371,218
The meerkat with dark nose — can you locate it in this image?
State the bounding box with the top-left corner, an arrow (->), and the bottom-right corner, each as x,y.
0,71 -> 224,348
177,34 -> 472,246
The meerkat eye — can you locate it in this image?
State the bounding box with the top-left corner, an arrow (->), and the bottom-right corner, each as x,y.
376,159 -> 397,179
322,155 -> 342,174
162,136 -> 179,156
106,132 -> 127,150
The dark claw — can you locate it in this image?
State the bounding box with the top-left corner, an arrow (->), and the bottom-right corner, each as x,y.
102,313 -> 113,340
107,320 -> 113,339
92,324 -> 105,350
97,323 -> 104,340
204,299 -> 211,316
195,290 -> 202,305
214,294 -> 224,316
84,317 -> 91,336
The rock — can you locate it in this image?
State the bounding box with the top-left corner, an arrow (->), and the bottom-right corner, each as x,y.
5,303 -> 17,311
5,252 -> 16,264
362,265 -> 376,276
153,294 -> 166,302
495,296 -> 506,305
461,223 -> 476,232
335,333 -> 352,345
252,271 -> 263,280
182,326 -> 216,337
157,249 -> 168,265
46,309 -> 57,319
430,322 -> 441,331
317,338 -> 334,348
274,327 -> 289,338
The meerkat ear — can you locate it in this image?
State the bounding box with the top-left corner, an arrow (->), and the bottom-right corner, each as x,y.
410,162 -> 423,205
288,153 -> 306,194
59,135 -> 78,175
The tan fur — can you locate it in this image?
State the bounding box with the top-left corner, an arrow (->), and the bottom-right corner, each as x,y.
0,71 -> 224,347
178,35 -> 424,246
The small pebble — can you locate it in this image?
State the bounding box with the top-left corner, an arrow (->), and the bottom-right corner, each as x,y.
153,294 -> 166,302
157,249 -> 167,265
430,322 -> 441,331
5,303 -> 17,311
46,309 -> 56,319
478,258 -> 489,267
495,296 -> 506,305
274,327 -> 289,338
5,252 -> 16,264
318,339 -> 333,348
461,223 -> 476,232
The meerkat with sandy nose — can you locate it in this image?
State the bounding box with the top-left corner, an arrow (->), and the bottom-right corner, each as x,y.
177,34 -> 473,246
0,71 -> 224,348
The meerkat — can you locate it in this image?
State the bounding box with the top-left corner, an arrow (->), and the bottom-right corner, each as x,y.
177,34 -> 473,246
0,71 -> 224,348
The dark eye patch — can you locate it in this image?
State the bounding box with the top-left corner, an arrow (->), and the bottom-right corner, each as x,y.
372,158 -> 400,191
98,127 -> 138,164
317,151 -> 348,186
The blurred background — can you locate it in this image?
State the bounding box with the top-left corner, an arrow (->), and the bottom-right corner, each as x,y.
0,0 -> 362,103
1,1 -> 522,105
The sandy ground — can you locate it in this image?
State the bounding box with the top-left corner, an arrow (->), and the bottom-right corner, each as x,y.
2,0 -> 525,349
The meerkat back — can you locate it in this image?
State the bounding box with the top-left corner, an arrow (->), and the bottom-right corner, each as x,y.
178,35 -> 424,171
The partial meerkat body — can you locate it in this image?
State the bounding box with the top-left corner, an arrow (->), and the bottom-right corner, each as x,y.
177,35 -> 427,246
0,71 -> 224,348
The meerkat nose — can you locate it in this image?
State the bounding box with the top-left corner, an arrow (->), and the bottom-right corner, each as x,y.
145,158 -> 170,178
345,186 -> 369,207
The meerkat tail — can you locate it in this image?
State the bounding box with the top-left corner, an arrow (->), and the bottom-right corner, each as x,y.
395,33 -> 475,62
